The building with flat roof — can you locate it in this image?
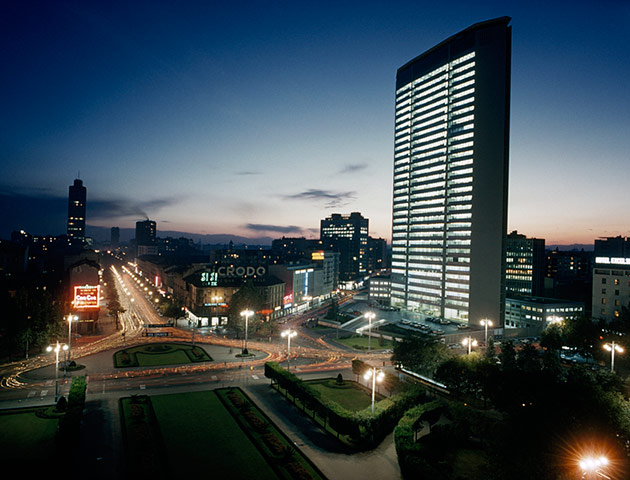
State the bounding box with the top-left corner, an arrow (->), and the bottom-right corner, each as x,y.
320,212 -> 368,282
506,231 -> 545,297
593,236 -> 630,322
390,17 -> 511,327
505,296 -> 584,331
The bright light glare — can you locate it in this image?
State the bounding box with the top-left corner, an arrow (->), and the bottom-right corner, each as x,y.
579,456 -> 609,471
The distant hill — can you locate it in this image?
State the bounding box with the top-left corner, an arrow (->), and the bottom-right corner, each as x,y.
86,225 -> 273,246
546,244 -> 593,251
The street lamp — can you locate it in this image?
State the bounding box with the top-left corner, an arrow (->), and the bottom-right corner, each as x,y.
462,336 -> 478,355
480,318 -> 493,344
46,341 -> 68,402
364,366 -> 384,414
281,329 -> 297,372
579,455 -> 610,479
603,341 -> 624,372
66,314 -> 79,366
364,311 -> 376,352
240,309 -> 254,353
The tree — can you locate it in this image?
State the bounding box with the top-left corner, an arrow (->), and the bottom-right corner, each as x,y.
325,297 -> 339,320
540,323 -> 563,351
352,358 -> 367,381
392,335 -> 449,377
227,279 -> 264,335
498,340 -> 517,371
563,315 -> 600,355
485,337 -> 496,362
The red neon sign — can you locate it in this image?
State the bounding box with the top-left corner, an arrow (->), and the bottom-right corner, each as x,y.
74,285 -> 100,309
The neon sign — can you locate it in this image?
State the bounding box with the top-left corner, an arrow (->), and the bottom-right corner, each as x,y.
74,285 -> 100,309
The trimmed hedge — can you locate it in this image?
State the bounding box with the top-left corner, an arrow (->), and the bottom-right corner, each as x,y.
265,361 -> 427,449
56,375 -> 87,449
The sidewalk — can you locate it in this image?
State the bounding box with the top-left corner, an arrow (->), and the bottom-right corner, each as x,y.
244,382 -> 402,480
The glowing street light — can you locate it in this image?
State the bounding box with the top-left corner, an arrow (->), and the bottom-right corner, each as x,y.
364,311 -> 376,352
46,341 -> 68,401
281,329 -> 297,372
241,309 -> 254,353
603,341 -> 624,372
579,455 -> 610,479
480,318 -> 493,344
364,366 -> 385,414
462,336 -> 478,355
66,314 -> 79,369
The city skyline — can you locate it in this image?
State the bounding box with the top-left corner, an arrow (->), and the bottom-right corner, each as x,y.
2,1 -> 629,245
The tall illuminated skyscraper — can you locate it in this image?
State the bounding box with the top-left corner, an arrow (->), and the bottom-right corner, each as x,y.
67,178 -> 86,242
391,17 -> 511,326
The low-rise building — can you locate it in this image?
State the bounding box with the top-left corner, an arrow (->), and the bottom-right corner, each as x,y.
504,296 -> 584,331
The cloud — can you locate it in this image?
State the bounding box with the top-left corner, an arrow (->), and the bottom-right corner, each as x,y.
245,223 -> 304,234
283,189 -> 356,208
0,187 -> 181,238
235,170 -> 263,176
339,163 -> 368,174
88,198 -> 177,221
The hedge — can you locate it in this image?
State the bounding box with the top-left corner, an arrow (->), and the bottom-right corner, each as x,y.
56,375 -> 87,449
264,362 -> 428,449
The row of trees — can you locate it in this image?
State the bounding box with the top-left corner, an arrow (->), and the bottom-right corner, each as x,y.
392,322 -> 630,478
0,286 -> 65,361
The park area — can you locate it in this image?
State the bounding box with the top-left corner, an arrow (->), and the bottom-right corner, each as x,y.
334,334 -> 394,351
120,389 -> 326,480
113,342 -> 212,368
0,406 -> 61,472
306,377 -> 384,411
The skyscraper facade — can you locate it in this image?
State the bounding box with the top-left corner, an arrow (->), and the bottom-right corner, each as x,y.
67,178 -> 87,242
390,17 -> 511,326
320,212 -> 368,282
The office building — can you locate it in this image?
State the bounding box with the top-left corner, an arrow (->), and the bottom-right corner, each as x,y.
390,17 -> 511,326
505,296 -> 584,331
135,219 -> 157,257
505,231 -> 545,297
67,178 -> 86,242
593,236 -> 630,322
320,212 -> 368,282
110,227 -> 120,248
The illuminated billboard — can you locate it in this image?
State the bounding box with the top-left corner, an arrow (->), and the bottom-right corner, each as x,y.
74,285 -> 100,309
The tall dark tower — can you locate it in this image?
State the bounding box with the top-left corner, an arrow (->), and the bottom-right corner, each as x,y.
67,178 -> 87,242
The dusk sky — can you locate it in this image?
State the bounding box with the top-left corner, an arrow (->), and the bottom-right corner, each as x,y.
1,1 -> 629,246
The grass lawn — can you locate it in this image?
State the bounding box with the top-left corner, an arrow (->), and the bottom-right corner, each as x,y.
113,343 -> 212,368
334,334 -> 394,350
0,407 -> 59,468
450,448 -> 489,478
306,378 -> 384,411
150,391 -> 278,479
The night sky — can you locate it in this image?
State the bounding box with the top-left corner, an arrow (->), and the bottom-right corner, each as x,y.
1,0 -> 629,245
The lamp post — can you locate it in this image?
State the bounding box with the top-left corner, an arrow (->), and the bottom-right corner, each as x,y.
67,314 -> 78,366
46,341 -> 68,402
462,336 -> 478,355
364,311 -> 376,352
579,455 -> 611,479
240,309 -> 253,353
604,341 -> 624,372
281,329 -> 297,372
480,318 -> 492,344
364,366 -> 384,414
